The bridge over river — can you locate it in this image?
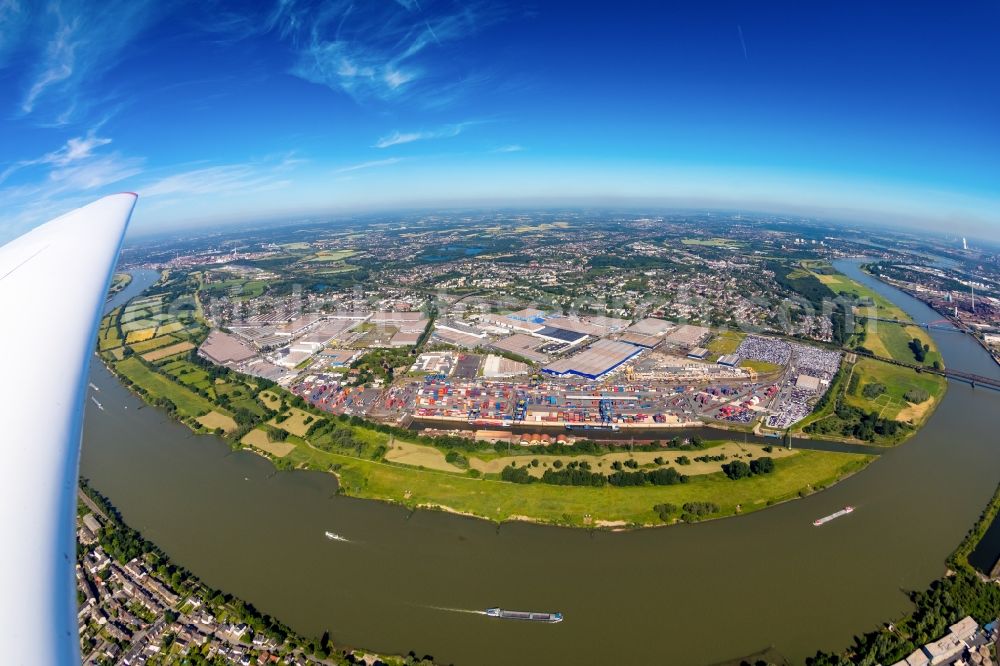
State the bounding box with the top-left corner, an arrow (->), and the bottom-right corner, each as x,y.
852,348 -> 1000,391
865,315 -> 969,334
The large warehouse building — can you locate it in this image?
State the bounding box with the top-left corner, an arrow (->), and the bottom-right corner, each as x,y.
542,339 -> 643,379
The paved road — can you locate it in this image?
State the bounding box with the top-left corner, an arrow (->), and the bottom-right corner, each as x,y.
78,488 -> 108,521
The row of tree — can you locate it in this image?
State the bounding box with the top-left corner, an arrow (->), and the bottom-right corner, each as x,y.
501,464 -> 689,488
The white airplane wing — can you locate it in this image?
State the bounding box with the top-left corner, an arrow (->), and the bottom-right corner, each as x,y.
0,193 -> 137,664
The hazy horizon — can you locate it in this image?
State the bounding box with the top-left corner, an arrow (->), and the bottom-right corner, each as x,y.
2,1 -> 998,243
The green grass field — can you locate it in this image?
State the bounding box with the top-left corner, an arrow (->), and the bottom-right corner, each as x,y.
289,444 -> 870,526
97,317 -> 122,352
306,249 -> 358,262
844,358 -> 945,425
814,271 -> 911,322
865,321 -> 941,367
707,330 -> 745,356
160,360 -> 215,393
741,359 -> 782,374
115,357 -> 219,419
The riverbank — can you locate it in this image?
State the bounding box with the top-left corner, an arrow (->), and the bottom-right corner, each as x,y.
77,479 -> 435,666
807,480 -> 1000,665
100,348 -> 872,528
302,440 -> 870,527
93,267 -> 886,529
955,481 -> 1000,577
81,263 -> 1000,666
783,262 -> 950,446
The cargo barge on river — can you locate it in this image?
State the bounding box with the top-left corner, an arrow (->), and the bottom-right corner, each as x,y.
485,608 -> 563,623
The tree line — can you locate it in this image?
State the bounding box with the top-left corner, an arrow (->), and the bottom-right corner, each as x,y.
501,462 -> 688,487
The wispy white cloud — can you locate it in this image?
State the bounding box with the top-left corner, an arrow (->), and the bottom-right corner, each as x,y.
335,157 -> 403,173
737,24 -> 749,61
374,122 -> 470,148
17,0 -> 165,124
493,144 -> 524,153
0,132 -> 142,243
0,128 -> 118,184
266,0 -> 506,105
140,155 -> 300,198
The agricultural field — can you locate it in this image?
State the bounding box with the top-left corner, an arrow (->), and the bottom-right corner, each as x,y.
159,359 -> 215,393
128,334 -> 181,355
120,307 -> 155,324
125,328 -> 157,344
142,341 -> 195,362
155,321 -> 186,336
196,411 -> 237,433
120,318 -> 159,333
97,309 -> 123,352
259,390 -> 282,410
114,357 -> 218,419
242,427 -> 296,457
269,407 -> 316,438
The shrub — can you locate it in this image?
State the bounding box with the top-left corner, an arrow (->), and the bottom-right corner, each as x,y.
749,457 -> 775,475
653,503 -> 677,522
862,382 -> 887,399
722,460 -> 751,480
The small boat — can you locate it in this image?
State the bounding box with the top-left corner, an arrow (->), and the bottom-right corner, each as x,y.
813,506 -> 854,527
90,396 -> 104,411
325,531 -> 349,542
485,607 -> 563,623
89,382 -> 100,392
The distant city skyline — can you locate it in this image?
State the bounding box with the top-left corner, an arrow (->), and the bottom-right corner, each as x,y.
1,0 -> 998,242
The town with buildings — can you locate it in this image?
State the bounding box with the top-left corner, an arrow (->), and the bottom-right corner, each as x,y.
120,213 -> 877,439
75,486 -> 416,666
84,210 -> 1000,665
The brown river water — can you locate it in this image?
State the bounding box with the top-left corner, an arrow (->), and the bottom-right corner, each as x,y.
80,260 -> 1000,665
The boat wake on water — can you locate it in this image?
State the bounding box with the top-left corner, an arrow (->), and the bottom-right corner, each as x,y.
425,606 -> 488,615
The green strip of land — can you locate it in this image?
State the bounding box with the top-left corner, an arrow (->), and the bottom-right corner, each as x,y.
287,444 -> 869,526
116,356 -> 220,418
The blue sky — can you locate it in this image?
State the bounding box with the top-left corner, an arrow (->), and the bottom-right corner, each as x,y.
1,0 -> 998,241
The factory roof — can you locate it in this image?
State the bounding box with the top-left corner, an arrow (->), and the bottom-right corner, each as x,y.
491,333 -> 550,363
371,311 -> 426,322
534,326 -> 588,344
625,317 -> 675,336
618,332 -> 663,348
542,339 -> 642,379
199,330 -> 257,365
717,353 -> 741,367
543,316 -> 609,336
664,324 -> 711,347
